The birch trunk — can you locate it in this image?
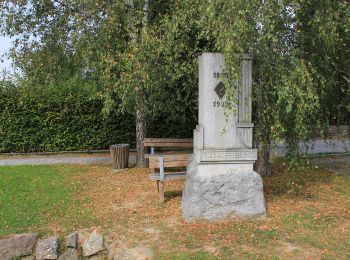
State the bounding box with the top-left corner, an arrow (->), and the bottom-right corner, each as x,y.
128,0 -> 149,167
135,104 -> 146,167
255,145 -> 271,177
254,133 -> 272,176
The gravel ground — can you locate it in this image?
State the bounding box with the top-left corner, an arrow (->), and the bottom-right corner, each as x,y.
0,153 -> 136,166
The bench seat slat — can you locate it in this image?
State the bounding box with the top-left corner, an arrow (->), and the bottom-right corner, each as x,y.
146,151 -> 191,159
144,138 -> 193,143
144,142 -> 193,148
149,160 -> 189,168
149,172 -> 187,181
149,154 -> 192,162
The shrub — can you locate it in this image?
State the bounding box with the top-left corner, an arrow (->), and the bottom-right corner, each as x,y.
0,79 -> 195,153
0,81 -> 135,152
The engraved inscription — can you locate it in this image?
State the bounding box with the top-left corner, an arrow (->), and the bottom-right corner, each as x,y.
200,150 -> 257,161
213,100 -> 227,107
213,72 -> 229,79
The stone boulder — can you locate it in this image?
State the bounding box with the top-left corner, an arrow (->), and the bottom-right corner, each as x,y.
82,231 -> 103,257
65,233 -> 77,248
58,248 -> 78,260
76,229 -> 90,247
36,237 -> 58,260
87,255 -> 104,260
0,233 -> 37,260
182,159 -> 266,222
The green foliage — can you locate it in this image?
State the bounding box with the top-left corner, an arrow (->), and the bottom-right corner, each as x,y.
198,0 -> 349,169
1,0 -> 349,168
202,1 -> 318,151
297,0 -> 350,125
0,77 -> 195,152
0,79 -> 135,152
276,60 -> 320,157
0,0 -> 199,154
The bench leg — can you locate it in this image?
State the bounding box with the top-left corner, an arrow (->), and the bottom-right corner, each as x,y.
159,181 -> 165,203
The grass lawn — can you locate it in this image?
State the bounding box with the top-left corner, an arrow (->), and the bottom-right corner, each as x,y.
0,164 -> 95,237
0,159 -> 349,259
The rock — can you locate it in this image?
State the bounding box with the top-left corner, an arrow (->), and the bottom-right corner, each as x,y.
76,229 -> 90,246
58,248 -> 78,260
0,233 -> 37,260
182,159 -> 266,222
65,233 -> 77,248
21,256 -> 34,260
87,255 -> 103,260
36,237 -> 58,260
82,231 -> 103,257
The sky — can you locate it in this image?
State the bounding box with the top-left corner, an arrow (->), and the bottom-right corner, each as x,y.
0,36 -> 13,72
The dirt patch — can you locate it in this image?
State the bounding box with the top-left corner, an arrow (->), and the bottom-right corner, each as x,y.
141,226 -> 161,238
105,234 -> 153,260
277,241 -> 323,259
69,161 -> 350,258
73,166 -> 186,257
115,245 -> 153,260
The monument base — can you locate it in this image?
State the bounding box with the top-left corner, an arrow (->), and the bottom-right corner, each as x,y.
182,157 -> 266,222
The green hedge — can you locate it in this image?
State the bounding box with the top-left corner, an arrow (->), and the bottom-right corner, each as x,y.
0,83 -> 136,152
0,82 -> 196,153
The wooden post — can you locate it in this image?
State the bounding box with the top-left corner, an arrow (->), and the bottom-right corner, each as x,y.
159,181 -> 165,203
110,144 -> 130,170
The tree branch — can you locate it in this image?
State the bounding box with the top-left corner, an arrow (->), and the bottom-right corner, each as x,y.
333,65 -> 350,85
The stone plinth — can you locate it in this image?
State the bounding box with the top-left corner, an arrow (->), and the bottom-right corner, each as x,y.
182,157 -> 266,221
182,53 -> 266,222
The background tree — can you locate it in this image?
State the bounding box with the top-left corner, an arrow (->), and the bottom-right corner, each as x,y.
149,0 -> 349,175
0,0 -> 180,166
297,0 -> 350,126
1,0 -> 348,174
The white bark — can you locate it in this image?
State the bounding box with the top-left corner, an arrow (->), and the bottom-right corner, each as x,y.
127,0 -> 137,43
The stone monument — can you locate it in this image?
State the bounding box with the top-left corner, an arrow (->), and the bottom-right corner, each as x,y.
182,53 -> 266,222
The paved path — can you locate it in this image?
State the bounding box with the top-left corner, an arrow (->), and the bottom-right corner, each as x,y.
0,154 -> 136,166
0,138 -> 348,166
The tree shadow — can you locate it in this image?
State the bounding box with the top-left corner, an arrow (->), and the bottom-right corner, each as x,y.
165,190 -> 183,201
263,158 -> 336,197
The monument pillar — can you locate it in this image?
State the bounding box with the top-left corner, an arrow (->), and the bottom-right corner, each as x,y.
182,53 -> 266,222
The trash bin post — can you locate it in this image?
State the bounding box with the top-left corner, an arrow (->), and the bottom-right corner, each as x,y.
110,144 -> 130,170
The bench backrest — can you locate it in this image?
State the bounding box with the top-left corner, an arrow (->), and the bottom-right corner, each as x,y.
144,138 -> 193,148
148,154 -> 192,169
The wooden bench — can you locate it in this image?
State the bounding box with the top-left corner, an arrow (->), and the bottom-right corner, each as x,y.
148,153 -> 192,202
144,138 -> 193,157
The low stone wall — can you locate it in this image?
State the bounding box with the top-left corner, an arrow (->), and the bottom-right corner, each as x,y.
0,230 -> 104,260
